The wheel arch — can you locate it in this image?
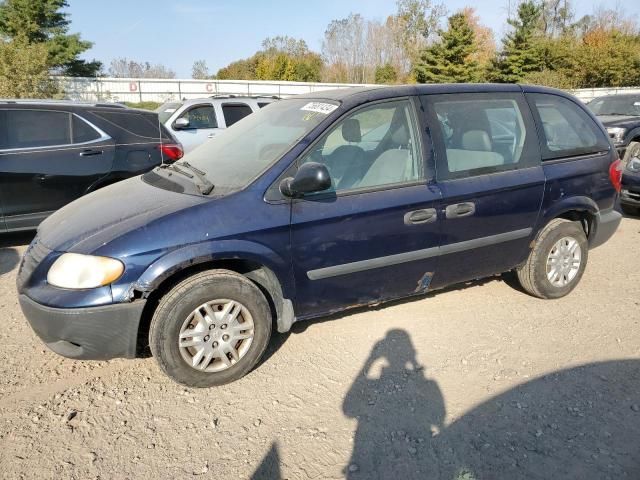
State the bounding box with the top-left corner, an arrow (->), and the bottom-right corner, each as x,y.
537,196 -> 599,241
132,242 -> 295,357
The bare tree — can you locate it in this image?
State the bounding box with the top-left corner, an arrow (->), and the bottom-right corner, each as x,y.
108,57 -> 176,79
191,59 -> 210,79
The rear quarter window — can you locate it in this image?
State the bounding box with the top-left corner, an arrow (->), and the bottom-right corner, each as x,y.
90,110 -> 162,139
222,103 -> 253,127
527,93 -> 610,160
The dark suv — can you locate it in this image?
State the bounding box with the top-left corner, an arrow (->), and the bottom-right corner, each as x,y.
18,85 -> 622,387
0,100 -> 183,232
588,94 -> 640,214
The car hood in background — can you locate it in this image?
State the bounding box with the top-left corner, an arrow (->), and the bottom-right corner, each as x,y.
37,176 -> 207,253
597,115 -> 640,129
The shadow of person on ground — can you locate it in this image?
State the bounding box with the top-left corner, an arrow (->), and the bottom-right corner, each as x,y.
342,328 -> 640,479
343,329 -> 446,479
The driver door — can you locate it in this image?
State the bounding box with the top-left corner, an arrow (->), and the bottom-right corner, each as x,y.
289,98 -> 443,318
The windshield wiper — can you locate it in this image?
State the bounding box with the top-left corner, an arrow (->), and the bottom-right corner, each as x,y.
159,162 -> 215,195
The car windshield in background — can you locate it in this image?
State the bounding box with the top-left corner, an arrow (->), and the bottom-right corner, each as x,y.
184,99 -> 338,191
156,102 -> 184,123
588,96 -> 640,116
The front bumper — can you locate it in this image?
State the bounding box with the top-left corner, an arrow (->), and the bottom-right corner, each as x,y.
621,172 -> 640,206
19,295 -> 146,360
590,208 -> 622,249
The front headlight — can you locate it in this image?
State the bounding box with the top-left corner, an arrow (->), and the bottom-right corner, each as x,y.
628,157 -> 640,173
47,253 -> 124,289
607,127 -> 626,144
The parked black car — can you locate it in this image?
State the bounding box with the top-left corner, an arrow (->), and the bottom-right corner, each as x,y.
588,94 -> 640,214
0,100 -> 183,232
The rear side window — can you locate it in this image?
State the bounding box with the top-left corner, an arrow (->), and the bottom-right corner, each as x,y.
178,104 -> 217,129
222,103 -> 253,127
257,102 -> 271,109
528,93 -> 609,160
72,115 -> 102,143
92,111 -> 161,139
426,93 -> 538,180
4,110 -> 71,149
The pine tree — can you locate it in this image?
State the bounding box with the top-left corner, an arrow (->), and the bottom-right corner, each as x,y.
492,1 -> 544,83
0,0 -> 100,76
413,12 -> 481,84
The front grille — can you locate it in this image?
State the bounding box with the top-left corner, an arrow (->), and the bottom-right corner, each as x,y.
16,237 -> 52,290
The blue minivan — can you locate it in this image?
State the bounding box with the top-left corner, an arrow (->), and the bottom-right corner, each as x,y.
17,85 -> 622,387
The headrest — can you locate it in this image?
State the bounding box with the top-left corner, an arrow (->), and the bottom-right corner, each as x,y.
462,130 -> 492,152
342,118 -> 361,143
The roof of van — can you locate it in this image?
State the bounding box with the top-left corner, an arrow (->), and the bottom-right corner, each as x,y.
294,83 -> 566,102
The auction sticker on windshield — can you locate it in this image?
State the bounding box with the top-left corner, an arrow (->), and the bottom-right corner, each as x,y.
301,102 -> 338,115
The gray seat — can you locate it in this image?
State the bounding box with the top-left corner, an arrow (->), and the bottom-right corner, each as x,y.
462,130 -> 492,151
358,127 -> 411,188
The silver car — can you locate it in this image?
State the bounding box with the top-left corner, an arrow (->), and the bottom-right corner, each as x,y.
157,95 -> 277,153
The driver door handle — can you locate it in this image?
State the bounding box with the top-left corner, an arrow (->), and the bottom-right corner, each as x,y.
404,208 -> 437,225
445,202 -> 476,219
79,149 -> 103,157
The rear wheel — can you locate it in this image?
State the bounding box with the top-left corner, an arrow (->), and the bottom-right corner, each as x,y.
516,219 -> 588,299
622,141 -> 640,164
149,269 -> 272,387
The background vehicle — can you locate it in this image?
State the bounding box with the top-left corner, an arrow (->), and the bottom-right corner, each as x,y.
157,95 -> 277,153
18,85 -> 621,387
588,94 -> 640,215
0,100 -> 183,232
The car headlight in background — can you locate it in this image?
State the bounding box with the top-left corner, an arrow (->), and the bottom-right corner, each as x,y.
47,253 -> 124,289
627,157 -> 640,173
607,127 -> 626,144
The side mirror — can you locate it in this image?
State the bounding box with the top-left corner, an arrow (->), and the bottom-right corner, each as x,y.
280,162 -> 332,198
173,117 -> 190,130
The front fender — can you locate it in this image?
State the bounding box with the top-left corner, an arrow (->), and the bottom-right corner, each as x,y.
132,239 -> 293,297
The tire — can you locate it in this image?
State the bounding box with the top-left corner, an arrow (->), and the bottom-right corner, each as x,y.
621,203 -> 640,217
516,219 -> 588,299
149,269 -> 272,387
622,141 -> 640,164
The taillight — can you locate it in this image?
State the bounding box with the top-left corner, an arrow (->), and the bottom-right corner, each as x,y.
159,143 -> 184,163
609,158 -> 622,192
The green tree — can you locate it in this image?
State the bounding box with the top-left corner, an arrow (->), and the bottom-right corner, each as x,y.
413,12 -> 480,83
375,63 -> 398,84
0,37 -> 58,97
492,1 -> 544,83
0,0 -> 100,76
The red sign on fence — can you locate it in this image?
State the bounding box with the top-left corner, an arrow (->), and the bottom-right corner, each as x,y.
129,82 -> 138,92
206,83 -> 214,93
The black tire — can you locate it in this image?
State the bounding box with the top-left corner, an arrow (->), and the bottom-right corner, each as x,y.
516,219 -> 588,299
620,203 -> 640,217
622,141 -> 640,164
149,269 -> 272,387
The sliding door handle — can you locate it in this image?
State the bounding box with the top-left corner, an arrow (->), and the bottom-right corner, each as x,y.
404,208 -> 437,225
445,202 -> 475,219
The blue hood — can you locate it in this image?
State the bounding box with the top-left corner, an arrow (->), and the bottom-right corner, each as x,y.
37,176 -> 207,254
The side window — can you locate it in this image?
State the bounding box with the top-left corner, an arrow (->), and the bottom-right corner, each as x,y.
528,93 -> 609,160
72,115 -> 102,143
300,99 -> 422,193
222,103 -> 253,127
257,102 -> 271,109
428,94 -> 536,180
5,110 -> 71,149
178,104 -> 217,129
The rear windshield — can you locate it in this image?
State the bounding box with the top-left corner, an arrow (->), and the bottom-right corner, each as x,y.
184,99 -> 339,191
156,102 -> 184,123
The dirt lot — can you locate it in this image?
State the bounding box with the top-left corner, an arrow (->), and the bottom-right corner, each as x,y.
0,218 -> 639,480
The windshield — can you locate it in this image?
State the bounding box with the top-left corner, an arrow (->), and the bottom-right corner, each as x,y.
156,101 -> 184,123
184,98 -> 339,191
588,96 -> 640,116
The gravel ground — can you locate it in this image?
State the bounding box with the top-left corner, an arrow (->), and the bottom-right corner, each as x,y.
0,218 -> 639,480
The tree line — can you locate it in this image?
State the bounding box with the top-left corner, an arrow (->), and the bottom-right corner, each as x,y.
1,0 -> 639,99
202,0 -> 640,89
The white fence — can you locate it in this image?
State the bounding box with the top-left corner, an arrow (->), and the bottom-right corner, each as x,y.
57,77 -> 374,103
56,76 -> 640,104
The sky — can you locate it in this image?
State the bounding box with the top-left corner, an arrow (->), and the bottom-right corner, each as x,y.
68,0 -> 639,78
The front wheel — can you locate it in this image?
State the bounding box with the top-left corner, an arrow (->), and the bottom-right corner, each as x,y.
149,269 -> 272,387
516,219 -> 588,299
